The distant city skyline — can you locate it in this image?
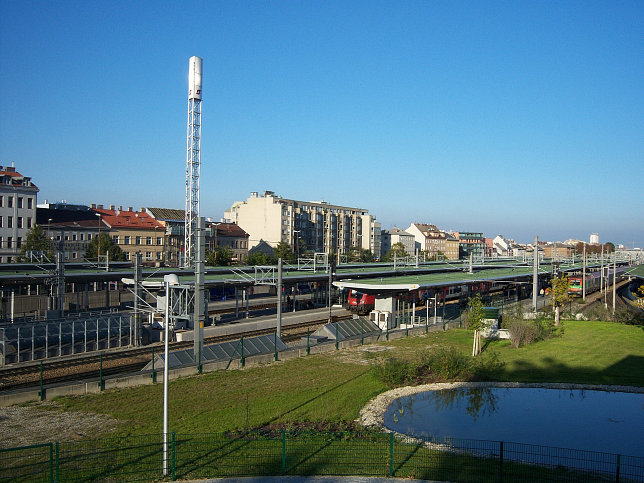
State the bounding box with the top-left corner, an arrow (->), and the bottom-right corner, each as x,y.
1,1 -> 642,248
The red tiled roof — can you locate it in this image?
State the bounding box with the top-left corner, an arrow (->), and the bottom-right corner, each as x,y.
213,223 -> 249,238
0,167 -> 38,189
93,208 -> 164,230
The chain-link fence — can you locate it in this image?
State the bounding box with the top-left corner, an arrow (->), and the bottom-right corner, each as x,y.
2,430 -> 642,482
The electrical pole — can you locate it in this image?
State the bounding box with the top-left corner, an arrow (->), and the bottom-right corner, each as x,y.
582,242 -> 586,302
194,217 -> 205,363
532,235 -> 538,312
277,258 -> 282,338
184,56 -> 203,268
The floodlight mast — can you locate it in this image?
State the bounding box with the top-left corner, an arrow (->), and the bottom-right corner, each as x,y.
184,56 -> 203,268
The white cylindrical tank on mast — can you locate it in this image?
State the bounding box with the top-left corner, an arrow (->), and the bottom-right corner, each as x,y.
188,56 -> 203,100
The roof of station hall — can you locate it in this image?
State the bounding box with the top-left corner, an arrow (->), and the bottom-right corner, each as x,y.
625,264 -> 644,280
333,266 -> 554,293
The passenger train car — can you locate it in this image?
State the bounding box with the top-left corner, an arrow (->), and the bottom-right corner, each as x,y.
568,267 -> 627,297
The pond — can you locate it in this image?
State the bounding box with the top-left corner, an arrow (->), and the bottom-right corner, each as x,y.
384,386 -> 644,457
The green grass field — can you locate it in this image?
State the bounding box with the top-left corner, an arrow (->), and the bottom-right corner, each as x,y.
52,319 -> 644,437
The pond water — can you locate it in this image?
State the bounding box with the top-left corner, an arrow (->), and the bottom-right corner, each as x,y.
384,387 -> 644,457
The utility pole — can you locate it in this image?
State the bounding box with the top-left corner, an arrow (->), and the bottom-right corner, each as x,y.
532,235 -> 539,312
582,242 -> 586,302
184,56 -> 203,268
133,253 -> 142,346
612,255 -> 617,314
277,258 -> 282,338
194,217 -> 205,363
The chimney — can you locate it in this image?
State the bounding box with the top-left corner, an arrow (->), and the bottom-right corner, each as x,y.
90,203 -> 95,209
140,207 -> 145,213
128,206 -> 133,212
97,204 -> 104,209
118,205 -> 123,211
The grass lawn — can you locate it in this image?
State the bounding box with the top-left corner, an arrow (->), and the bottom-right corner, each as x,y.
52,320 -> 644,437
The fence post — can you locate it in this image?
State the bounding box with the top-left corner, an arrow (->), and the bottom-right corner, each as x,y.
616,454 -> 620,483
274,331 -> 278,361
388,432 -> 394,477
240,336 -> 245,367
335,323 -> 339,350
499,441 -> 504,483
49,443 -> 54,483
55,441 -> 60,483
281,429 -> 287,474
99,352 -> 103,390
171,432 -> 176,481
39,361 -> 44,401
306,328 -> 310,355
151,347 -> 156,382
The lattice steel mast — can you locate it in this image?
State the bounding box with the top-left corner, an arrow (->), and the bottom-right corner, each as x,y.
184,56 -> 203,268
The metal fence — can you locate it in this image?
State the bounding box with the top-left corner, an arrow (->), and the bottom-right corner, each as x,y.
2,431 -> 642,482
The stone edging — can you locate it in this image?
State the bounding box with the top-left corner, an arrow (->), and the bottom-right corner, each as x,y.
358,381 -> 644,429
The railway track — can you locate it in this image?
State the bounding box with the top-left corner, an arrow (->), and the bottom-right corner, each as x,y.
0,314 -> 349,392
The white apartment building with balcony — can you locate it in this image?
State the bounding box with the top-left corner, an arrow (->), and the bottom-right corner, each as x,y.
224,191 -> 381,258
0,165 -> 38,263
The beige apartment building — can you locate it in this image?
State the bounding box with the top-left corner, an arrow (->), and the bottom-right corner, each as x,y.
93,206 -> 165,265
406,223 -> 460,260
225,191 -> 381,258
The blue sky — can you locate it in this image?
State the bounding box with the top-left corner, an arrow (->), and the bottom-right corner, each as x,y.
1,1 -> 642,246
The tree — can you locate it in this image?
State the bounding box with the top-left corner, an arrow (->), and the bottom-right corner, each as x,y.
467,294 -> 486,356
384,242 -> 407,262
550,273 -> 570,326
348,247 -> 375,263
273,242 -> 295,263
247,251 -> 274,266
84,233 -> 126,261
206,247 -> 233,266
18,226 -> 53,261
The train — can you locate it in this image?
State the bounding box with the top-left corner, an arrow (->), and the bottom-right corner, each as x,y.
345,290 -> 376,315
567,267 -> 627,297
345,282 -> 512,315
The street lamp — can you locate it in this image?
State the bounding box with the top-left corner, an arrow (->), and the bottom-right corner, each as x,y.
293,230 -> 301,261
95,213 -> 102,260
163,273 -> 179,476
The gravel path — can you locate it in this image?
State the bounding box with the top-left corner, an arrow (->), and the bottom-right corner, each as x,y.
0,402 -> 120,449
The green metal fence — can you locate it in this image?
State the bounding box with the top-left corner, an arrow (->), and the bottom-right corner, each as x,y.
2,431 -> 642,482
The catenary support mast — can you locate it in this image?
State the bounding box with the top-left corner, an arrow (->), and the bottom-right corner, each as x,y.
185,56 -> 203,268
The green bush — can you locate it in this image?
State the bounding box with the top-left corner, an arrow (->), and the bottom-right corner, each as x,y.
372,346 -> 505,387
371,358 -> 413,387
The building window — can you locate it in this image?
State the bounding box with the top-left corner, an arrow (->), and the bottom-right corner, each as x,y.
80,233 -> 84,241
146,236 -> 152,245
17,217 -> 23,229
145,251 -> 152,260
88,233 -> 92,240
7,237 -> 12,248
124,236 -> 131,245
0,217 -> 2,228
112,235 -> 119,244
72,233 -> 77,241
0,196 -> 3,207
17,197 -> 23,209
27,217 -> 32,228
72,252 -> 77,259
17,237 -> 22,248
7,216 -> 12,228
135,236 -> 141,245
156,237 -> 162,245
27,198 -> 33,209
8,197 -> 13,208
125,252 -> 130,261
156,251 -> 162,260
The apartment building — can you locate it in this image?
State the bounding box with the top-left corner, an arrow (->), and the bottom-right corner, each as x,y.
405,223 -> 460,260
224,191 -> 381,258
0,165 -> 38,263
93,206 -> 165,265
381,228 -> 415,256
37,202 -> 104,261
455,231 -> 485,259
